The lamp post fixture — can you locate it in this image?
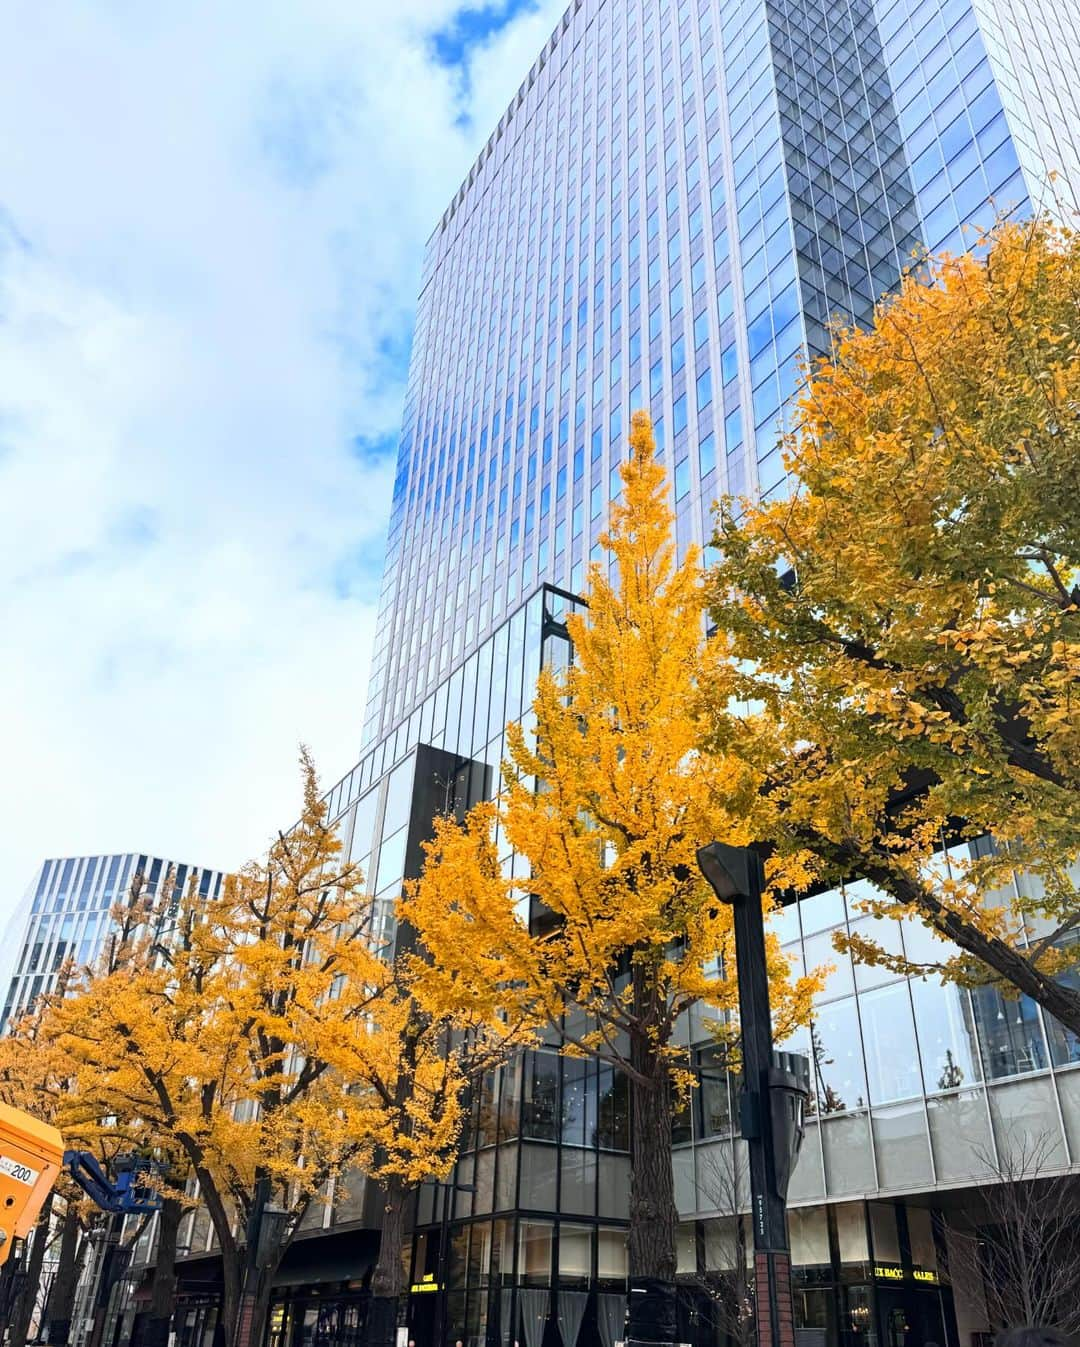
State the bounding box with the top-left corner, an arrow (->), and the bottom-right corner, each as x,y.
696,843 -> 810,1347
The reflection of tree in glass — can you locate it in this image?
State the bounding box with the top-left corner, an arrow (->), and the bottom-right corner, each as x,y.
936,1049 -> 965,1091
523,1052 -> 559,1140
594,1066 -> 629,1150
809,1022 -> 847,1114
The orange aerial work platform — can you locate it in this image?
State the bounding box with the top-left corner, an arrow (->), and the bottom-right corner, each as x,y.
0,1102 -> 64,1266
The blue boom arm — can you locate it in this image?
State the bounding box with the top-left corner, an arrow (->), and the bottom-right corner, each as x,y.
63,1151 -> 162,1214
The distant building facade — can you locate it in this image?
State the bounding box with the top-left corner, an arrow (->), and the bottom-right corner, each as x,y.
1,853 -> 223,1032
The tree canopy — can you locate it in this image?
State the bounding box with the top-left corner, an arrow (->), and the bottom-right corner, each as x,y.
51,752 -> 388,1347
708,215 -> 1080,1032
403,412 -> 820,1315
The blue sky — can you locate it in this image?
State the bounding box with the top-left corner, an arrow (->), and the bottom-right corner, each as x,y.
0,0 -> 565,942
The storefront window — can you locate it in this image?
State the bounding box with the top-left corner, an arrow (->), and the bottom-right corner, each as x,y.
844,1284 -> 876,1345
790,1206 -> 830,1283
907,1207 -> 940,1282
834,1203 -> 870,1281
559,1224 -> 593,1283
868,1203 -> 901,1266
469,1221 -> 493,1287
703,1215 -> 739,1272
597,1227 -> 628,1283
491,1218 -> 515,1286
519,1220 -> 554,1285
794,1286 -> 833,1337
448,1226 -> 470,1289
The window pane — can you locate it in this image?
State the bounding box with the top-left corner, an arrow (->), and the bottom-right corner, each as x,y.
970,985 -> 1049,1080
860,984 -> 922,1104
518,1221 -> 553,1286
811,998 -> 867,1113
523,1052 -> 559,1140
912,977 -> 981,1093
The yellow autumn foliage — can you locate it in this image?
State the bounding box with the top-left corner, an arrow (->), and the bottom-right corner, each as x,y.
709,215 -> 1080,1030
403,412 -> 821,1282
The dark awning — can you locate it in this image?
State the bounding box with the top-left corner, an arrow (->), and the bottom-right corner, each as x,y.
272,1228 -> 378,1288
165,1224 -> 379,1297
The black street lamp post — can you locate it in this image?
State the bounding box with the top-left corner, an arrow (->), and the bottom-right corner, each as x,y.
696,843 -> 810,1347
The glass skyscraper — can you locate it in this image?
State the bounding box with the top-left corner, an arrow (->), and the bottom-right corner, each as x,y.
2,853 -> 223,1031
147,0 -> 1080,1344
360,0 -> 1078,755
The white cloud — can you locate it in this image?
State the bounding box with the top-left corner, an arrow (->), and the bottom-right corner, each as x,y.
0,0 -> 567,939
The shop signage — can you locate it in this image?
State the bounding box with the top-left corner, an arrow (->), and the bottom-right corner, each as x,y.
410,1273 -> 441,1294
872,1264 -> 939,1285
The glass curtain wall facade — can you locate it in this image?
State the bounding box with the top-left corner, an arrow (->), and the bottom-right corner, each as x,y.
324,0 -> 1080,1342
359,0 -> 1073,751
251,0 -> 1080,1343
2,853 -> 223,1031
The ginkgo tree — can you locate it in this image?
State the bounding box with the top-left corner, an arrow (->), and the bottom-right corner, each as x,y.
45,868 -> 193,1347
402,413 -> 821,1340
52,752 -> 390,1347
708,215 -> 1080,1031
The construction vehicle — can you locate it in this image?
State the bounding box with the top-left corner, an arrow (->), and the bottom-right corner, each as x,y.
0,1102 -> 64,1268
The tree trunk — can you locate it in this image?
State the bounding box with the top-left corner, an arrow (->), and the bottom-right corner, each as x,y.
143,1197 -> 182,1347
368,1176 -> 409,1347
8,1190 -> 52,1347
626,1023 -> 679,1346
231,1265 -> 275,1347
217,1239 -> 241,1347
798,823 -> 1080,1040
229,1178 -> 293,1347
186,1160 -> 240,1347
44,1201 -> 82,1347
